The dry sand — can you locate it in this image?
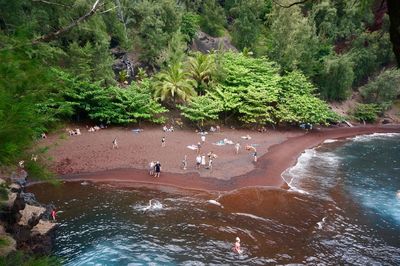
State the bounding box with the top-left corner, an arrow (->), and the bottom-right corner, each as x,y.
38,124 -> 400,192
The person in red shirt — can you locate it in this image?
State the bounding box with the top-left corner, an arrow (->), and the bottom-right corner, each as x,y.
51,209 -> 57,221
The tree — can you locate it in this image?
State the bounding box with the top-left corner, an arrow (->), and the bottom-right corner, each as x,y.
272,0 -> 400,68
200,0 -> 226,37
187,52 -> 216,95
178,95 -> 223,127
181,12 -> 200,42
153,63 -> 196,103
230,0 -> 264,50
267,3 -> 320,77
319,54 -> 354,101
131,0 -> 182,66
360,68 -> 400,109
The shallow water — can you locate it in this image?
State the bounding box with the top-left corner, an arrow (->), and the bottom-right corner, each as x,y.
29,133 -> 400,265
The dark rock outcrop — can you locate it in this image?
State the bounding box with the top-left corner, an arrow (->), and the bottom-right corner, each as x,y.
0,178 -> 58,256
191,31 -> 238,54
111,47 -> 135,84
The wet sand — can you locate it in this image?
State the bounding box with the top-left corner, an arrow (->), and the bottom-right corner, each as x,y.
39,125 -> 400,192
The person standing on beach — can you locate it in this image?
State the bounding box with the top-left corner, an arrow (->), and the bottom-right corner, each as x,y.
253,151 -> 257,162
154,161 -> 161,177
235,143 -> 240,154
201,134 -> 206,143
201,154 -> 206,168
182,155 -> 187,170
197,142 -> 202,154
161,136 -> 166,147
149,161 -> 155,176
112,137 -> 118,149
196,155 -> 202,169
208,157 -> 213,170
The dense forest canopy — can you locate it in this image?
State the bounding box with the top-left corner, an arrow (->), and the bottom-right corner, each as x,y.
1,0 -> 400,168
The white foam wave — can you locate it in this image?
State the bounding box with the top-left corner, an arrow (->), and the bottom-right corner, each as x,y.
352,133 -> 400,142
317,217 -> 327,230
207,200 -> 223,208
282,148 -> 341,198
132,199 -> 163,212
233,212 -> 270,222
323,139 -> 337,144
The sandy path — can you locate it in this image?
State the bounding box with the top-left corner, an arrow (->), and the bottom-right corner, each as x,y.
38,125 -> 400,192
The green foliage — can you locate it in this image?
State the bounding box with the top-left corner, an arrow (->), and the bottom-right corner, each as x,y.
349,30 -> 394,86
24,160 -> 58,184
132,0 -> 182,66
360,68 -> 400,109
230,0 -> 265,51
200,0 -> 226,37
157,30 -> 187,67
187,52 -> 216,95
352,103 -> 381,123
190,52 -> 338,126
56,71 -> 167,124
319,55 -> 354,101
266,4 -> 320,77
154,63 -> 196,103
0,49 -> 56,165
275,71 -> 338,124
0,251 -> 61,266
178,95 -> 223,126
181,12 -> 200,42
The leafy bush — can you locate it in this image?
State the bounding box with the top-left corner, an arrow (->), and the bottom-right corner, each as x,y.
181,12 -> 200,42
352,103 -> 381,123
178,95 -> 223,127
180,52 -> 338,126
360,68 -> 400,110
53,71 -> 167,124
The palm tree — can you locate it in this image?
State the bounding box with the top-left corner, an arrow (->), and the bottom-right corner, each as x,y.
154,63 -> 196,104
187,52 -> 216,96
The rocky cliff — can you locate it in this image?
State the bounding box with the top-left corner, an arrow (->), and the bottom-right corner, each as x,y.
0,178 -> 58,257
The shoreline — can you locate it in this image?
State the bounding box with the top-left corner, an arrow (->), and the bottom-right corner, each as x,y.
59,125 -> 400,192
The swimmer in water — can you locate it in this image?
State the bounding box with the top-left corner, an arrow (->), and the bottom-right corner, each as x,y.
233,237 -> 242,254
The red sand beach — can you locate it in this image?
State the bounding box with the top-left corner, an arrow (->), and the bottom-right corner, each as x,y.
39,125 -> 400,192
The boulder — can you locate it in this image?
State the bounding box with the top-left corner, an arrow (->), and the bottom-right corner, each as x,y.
191,31 -> 238,53
18,205 -> 46,227
9,183 -> 21,193
31,220 -> 58,236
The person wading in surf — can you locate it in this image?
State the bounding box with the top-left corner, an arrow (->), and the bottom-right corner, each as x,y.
233,237 -> 242,254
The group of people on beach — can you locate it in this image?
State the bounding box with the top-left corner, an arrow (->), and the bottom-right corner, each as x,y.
148,161 -> 162,177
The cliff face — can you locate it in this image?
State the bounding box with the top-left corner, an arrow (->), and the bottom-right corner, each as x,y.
0,178 -> 58,257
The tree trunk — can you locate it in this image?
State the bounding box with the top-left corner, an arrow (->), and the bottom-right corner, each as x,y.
387,0 -> 400,67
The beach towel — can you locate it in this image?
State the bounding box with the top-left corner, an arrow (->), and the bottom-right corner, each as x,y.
187,145 -> 198,150
213,140 -> 225,146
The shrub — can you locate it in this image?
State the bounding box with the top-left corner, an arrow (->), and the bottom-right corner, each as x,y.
360,68 -> 400,110
352,103 -> 381,123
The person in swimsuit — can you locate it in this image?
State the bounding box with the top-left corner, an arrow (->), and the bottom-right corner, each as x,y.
233,237 -> 242,254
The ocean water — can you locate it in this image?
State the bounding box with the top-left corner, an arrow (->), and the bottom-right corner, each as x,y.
28,133 -> 400,265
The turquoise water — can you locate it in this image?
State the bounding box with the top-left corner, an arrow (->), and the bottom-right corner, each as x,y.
29,133 -> 400,265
